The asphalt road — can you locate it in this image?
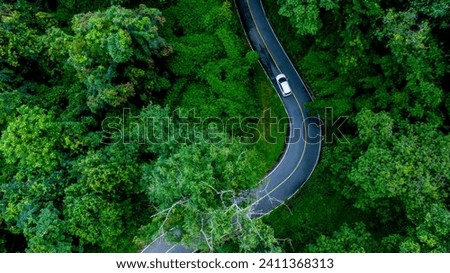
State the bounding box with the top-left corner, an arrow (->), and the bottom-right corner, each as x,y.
141,0 -> 322,253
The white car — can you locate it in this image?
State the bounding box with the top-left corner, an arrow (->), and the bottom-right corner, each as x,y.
275,74 -> 292,97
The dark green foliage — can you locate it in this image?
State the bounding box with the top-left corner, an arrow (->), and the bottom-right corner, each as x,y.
344,112 -> 450,252
70,144 -> 140,195
0,0 -> 272,253
275,0 -> 447,123
265,0 -> 450,253
0,2 -> 43,96
46,5 -> 172,111
63,183 -> 136,252
163,0 -> 259,121
23,203 -> 72,253
0,3 -> 40,68
307,223 -> 375,253
140,135 -> 278,252
2,0 -> 448,254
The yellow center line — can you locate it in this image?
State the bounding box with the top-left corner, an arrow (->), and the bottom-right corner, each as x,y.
245,0 -> 281,73
248,94 -> 308,210
245,0 -> 308,211
145,1 -> 314,253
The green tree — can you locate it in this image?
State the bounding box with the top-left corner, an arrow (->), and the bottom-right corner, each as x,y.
63,142 -> 146,252
140,136 -> 273,251
46,5 -> 172,111
0,169 -> 71,252
350,111 -> 450,216
0,1 -> 48,97
164,0 -> 259,121
376,9 -> 446,120
23,203 -> 72,253
232,216 -> 281,253
0,106 -> 61,180
308,223 -> 375,253
0,3 -> 40,68
63,183 -> 136,252
0,0 -> 276,254
70,144 -> 140,195
277,0 -> 324,36
265,0 -> 449,253
335,110 -> 450,252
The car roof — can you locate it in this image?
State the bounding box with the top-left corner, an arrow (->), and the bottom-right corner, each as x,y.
280,81 -> 290,91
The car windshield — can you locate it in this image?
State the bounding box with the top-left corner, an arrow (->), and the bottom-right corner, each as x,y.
279,78 -> 287,83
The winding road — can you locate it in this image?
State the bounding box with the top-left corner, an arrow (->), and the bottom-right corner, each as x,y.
141,0 -> 322,253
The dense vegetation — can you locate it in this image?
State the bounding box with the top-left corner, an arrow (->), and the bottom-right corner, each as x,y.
0,0 -> 285,252
0,0 -> 448,253
263,0 -> 450,252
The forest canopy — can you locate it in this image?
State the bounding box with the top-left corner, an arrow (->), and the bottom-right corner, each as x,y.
0,0 -> 277,252
0,0 -> 449,253
262,0 -> 450,253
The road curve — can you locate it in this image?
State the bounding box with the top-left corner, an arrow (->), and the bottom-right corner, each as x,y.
141,0 -> 322,253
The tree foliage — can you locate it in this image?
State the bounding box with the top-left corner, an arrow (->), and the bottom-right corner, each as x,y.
0,106 -> 61,179
140,135 -> 274,251
265,0 -> 450,253
308,223 -> 374,253
164,0 -> 259,121
0,0 -> 271,253
45,4 -> 172,111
